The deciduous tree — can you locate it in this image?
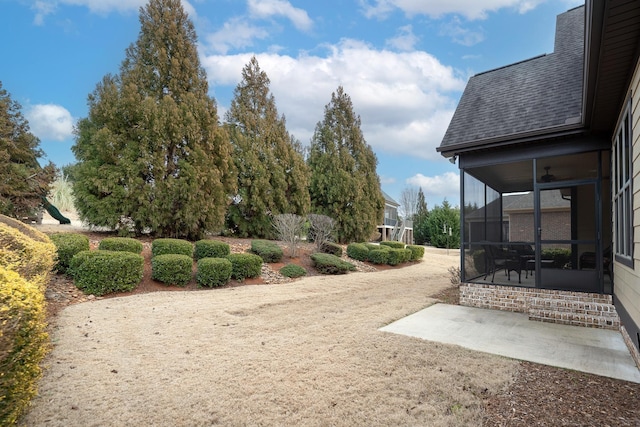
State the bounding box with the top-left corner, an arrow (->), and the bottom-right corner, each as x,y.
225,57 -> 310,238
308,86 -> 384,243
0,82 -> 56,219
70,0 -> 234,239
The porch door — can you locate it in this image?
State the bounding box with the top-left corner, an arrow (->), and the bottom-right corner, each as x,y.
536,181 -> 601,292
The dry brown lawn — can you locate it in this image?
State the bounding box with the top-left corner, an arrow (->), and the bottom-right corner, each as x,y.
20,246 -> 519,426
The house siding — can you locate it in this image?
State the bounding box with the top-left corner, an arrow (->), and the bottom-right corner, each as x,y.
613,57 -> 640,357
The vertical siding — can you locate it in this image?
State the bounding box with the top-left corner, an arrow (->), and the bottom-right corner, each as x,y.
614,58 -> 640,338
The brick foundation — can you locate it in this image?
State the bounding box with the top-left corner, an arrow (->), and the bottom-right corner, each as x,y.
459,283 -> 620,330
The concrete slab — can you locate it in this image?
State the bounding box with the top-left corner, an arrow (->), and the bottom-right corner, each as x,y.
380,303 -> 640,383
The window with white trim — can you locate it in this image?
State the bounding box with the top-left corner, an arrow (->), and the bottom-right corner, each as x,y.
613,99 -> 633,265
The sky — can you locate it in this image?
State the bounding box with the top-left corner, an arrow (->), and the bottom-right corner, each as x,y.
1,0 -> 583,209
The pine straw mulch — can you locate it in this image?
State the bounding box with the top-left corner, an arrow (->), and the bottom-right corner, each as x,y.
43,234 -> 640,426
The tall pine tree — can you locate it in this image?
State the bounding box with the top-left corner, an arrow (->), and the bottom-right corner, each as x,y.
224,56 -> 309,238
0,81 -> 56,219
308,86 -> 384,243
71,0 -> 234,239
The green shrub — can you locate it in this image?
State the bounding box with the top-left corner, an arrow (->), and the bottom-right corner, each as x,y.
49,232 -> 90,273
98,237 -> 143,254
151,238 -> 193,258
368,249 -> 390,265
365,243 -> 389,252
69,250 -> 143,296
380,241 -> 406,249
152,254 -> 193,286
194,239 -> 230,260
197,257 -> 232,287
310,253 -> 355,274
0,267 -> 48,425
251,239 -> 283,263
321,242 -> 343,257
406,245 -> 425,261
346,243 -> 369,261
541,248 -> 572,268
387,248 -> 411,266
280,263 -> 307,278
227,253 -> 263,280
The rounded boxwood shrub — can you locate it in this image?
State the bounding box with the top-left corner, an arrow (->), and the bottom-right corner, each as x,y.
151,238 -> 193,258
280,263 -> 307,278
250,239 -> 283,263
321,242 -> 343,257
98,237 -> 143,254
152,254 -> 193,286
197,257 -> 232,287
407,245 -> 425,261
194,239 -> 230,260
365,243 -> 388,251
69,250 -> 143,296
387,248 -> 411,266
0,267 -> 48,425
368,248 -> 390,265
49,232 -> 90,274
380,241 -> 406,249
346,243 -> 369,261
227,253 -> 263,280
310,253 -> 355,274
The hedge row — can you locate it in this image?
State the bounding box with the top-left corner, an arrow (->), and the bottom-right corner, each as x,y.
346,242 -> 425,266
0,215 -> 56,425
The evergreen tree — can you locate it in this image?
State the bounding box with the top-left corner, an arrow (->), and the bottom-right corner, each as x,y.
413,187 -> 430,245
0,82 -> 56,218
426,199 -> 460,249
308,86 -> 384,243
224,56 -> 309,238
70,0 -> 234,239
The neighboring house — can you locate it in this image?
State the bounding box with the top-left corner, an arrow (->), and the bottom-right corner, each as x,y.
503,191 -> 571,245
438,1 -> 640,367
378,190 -> 414,244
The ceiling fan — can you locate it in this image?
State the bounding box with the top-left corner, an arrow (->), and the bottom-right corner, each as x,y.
540,166 -> 555,183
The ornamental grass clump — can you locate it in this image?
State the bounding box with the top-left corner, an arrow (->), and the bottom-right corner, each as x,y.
279,263 -> 307,278
151,238 -> 193,258
227,253 -> 262,280
69,250 -> 143,296
346,243 -> 369,261
152,254 -> 193,286
197,257 -> 232,287
310,253 -> 355,275
194,240 -> 230,260
49,232 -> 90,274
98,237 -> 143,254
250,240 -> 283,263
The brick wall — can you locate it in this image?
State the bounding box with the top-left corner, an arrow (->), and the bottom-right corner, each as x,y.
459,282 -> 619,330
509,211 -> 570,244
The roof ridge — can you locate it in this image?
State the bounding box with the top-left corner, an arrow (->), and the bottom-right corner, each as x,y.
475,54 -> 548,77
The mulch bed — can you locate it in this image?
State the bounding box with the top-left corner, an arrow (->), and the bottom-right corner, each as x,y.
42,232 -> 640,426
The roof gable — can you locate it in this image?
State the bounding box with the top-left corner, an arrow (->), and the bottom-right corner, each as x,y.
439,6 -> 585,154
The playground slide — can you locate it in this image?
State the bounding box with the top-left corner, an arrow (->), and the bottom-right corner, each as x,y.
42,197 -> 71,224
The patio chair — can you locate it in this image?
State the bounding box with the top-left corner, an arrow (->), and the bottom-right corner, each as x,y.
482,244 -> 510,283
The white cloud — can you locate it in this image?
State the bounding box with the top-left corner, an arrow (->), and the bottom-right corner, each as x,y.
32,1 -> 57,26
248,0 -> 313,32
385,25 -> 419,51
439,17 -> 485,46
31,0 -> 196,21
26,104 -> 75,141
406,172 -> 460,206
205,17 -> 270,54
203,39 -> 465,160
360,0 -> 547,20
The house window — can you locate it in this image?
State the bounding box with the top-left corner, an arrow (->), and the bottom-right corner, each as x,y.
613,99 -> 633,265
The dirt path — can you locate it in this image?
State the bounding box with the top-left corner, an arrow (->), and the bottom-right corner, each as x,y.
20,248 -> 519,426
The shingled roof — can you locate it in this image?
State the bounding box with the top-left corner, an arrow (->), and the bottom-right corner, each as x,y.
438,6 -> 585,154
